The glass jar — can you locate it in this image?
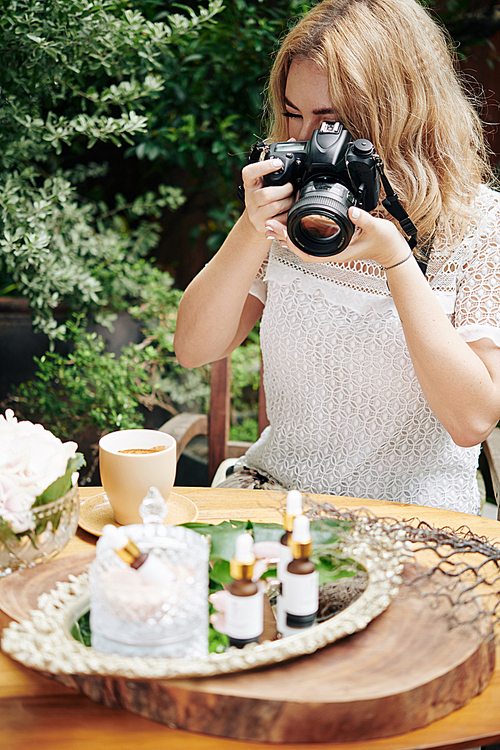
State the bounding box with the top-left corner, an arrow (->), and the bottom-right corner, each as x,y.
89,523 -> 210,658
0,485 -> 80,576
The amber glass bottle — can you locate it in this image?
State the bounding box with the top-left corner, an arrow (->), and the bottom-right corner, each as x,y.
283,515 -> 319,628
225,532 -> 264,648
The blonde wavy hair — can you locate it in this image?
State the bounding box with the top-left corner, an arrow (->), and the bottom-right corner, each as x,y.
267,0 -> 492,253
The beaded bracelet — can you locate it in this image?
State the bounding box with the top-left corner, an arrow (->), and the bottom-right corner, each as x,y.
382,251 -> 413,271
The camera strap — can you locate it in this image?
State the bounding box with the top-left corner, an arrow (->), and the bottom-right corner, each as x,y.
375,158 -> 430,276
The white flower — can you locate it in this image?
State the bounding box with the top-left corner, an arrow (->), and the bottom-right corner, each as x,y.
0,473 -> 35,533
0,410 -> 78,533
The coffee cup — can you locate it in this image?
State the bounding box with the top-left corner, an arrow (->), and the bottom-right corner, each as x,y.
99,429 -> 177,524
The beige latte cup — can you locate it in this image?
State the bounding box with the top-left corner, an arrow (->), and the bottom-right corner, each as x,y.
99,429 -> 177,524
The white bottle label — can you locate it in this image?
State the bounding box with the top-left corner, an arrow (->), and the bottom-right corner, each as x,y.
224,589 -> 264,640
282,570 -> 319,617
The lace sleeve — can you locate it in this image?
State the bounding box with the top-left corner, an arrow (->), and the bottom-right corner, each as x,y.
454,188 -> 500,347
248,253 -> 269,305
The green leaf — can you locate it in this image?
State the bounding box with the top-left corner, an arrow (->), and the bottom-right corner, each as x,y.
182,520 -> 248,561
251,522 -> 284,544
0,517 -> 21,545
209,623 -> 229,653
72,610 -> 92,647
210,559 -> 232,585
71,621 -> 85,645
310,519 -> 349,546
34,453 -> 86,505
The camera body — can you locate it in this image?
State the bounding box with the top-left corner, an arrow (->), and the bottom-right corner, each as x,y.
254,121 -> 381,256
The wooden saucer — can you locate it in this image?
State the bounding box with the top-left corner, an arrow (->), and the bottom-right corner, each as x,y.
78,491 -> 198,536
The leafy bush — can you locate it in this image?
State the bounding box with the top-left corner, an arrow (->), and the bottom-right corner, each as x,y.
6,270 -> 212,481
0,0 -> 222,336
127,0 -> 314,256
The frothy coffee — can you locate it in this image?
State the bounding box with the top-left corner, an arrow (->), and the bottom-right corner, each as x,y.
118,446 -> 166,454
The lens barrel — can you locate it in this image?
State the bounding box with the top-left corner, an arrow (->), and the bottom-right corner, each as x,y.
287,182 -> 355,257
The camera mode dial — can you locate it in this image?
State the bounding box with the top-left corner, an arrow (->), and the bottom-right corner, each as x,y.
352,139 -> 373,156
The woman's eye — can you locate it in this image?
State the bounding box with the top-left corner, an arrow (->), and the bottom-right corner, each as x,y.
282,111 -> 301,119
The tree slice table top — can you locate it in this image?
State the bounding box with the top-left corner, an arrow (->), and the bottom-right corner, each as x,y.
1,487 -> 500,750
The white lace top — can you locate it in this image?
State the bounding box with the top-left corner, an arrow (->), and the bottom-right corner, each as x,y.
241,186 -> 500,515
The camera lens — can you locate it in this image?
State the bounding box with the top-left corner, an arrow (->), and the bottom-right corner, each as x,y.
287,182 -> 355,257
300,214 -> 341,239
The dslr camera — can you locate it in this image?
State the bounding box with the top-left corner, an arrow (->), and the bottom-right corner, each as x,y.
244,120 -> 418,259
250,121 -> 380,257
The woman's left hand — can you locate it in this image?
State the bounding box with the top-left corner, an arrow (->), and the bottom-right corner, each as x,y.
265,206 -> 410,267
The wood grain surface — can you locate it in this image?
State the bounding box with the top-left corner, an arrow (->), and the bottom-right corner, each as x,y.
1,488 -> 500,750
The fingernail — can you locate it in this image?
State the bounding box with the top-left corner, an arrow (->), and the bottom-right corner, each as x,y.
283,227 -> 288,238
351,207 -> 361,219
272,159 -> 283,168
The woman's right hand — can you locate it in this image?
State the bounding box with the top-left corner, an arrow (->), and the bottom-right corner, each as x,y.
242,159 -> 295,237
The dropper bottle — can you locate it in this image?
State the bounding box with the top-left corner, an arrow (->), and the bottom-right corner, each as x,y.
101,524 -> 174,586
282,515 -> 319,629
276,490 -> 303,634
277,490 -> 303,581
225,532 -> 264,649
280,490 -> 303,545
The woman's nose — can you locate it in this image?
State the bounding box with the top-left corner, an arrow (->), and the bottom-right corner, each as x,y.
297,122 -> 314,140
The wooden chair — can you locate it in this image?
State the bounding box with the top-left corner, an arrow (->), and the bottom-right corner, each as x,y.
160,357 -> 268,484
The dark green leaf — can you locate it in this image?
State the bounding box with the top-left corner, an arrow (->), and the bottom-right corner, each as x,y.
210,559 -> 232,585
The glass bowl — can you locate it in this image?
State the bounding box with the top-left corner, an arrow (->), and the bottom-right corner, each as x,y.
0,485 -> 80,576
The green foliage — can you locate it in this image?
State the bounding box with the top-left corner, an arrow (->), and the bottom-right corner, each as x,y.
7,271 -> 211,478
0,0 -> 223,463
129,0 -> 314,247
12,325 -> 156,441
228,325 -> 261,439
0,0 -> 222,335
424,1 -> 500,50
229,417 -> 259,443
183,519 -> 252,572
71,610 -> 92,647
0,168 -> 187,336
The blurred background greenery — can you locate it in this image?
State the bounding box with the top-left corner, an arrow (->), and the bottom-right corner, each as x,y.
0,0 -> 499,483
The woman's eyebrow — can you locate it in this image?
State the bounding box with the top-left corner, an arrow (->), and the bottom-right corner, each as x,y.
284,96 -> 335,115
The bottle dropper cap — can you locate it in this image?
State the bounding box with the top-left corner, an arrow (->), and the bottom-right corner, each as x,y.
283,490 -> 302,532
289,515 -> 313,559
292,515 -> 312,543
230,532 -> 255,580
235,532 -> 256,564
101,524 -> 141,564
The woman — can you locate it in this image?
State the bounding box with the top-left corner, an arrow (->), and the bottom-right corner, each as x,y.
174,0 -> 500,514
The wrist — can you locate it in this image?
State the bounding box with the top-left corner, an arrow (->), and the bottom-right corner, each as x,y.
382,249 -> 414,271
240,210 -> 273,247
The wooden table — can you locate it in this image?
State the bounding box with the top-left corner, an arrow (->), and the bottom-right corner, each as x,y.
2,487 -> 500,750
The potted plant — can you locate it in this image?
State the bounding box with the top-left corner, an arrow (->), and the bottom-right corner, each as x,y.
0,409 -> 85,574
